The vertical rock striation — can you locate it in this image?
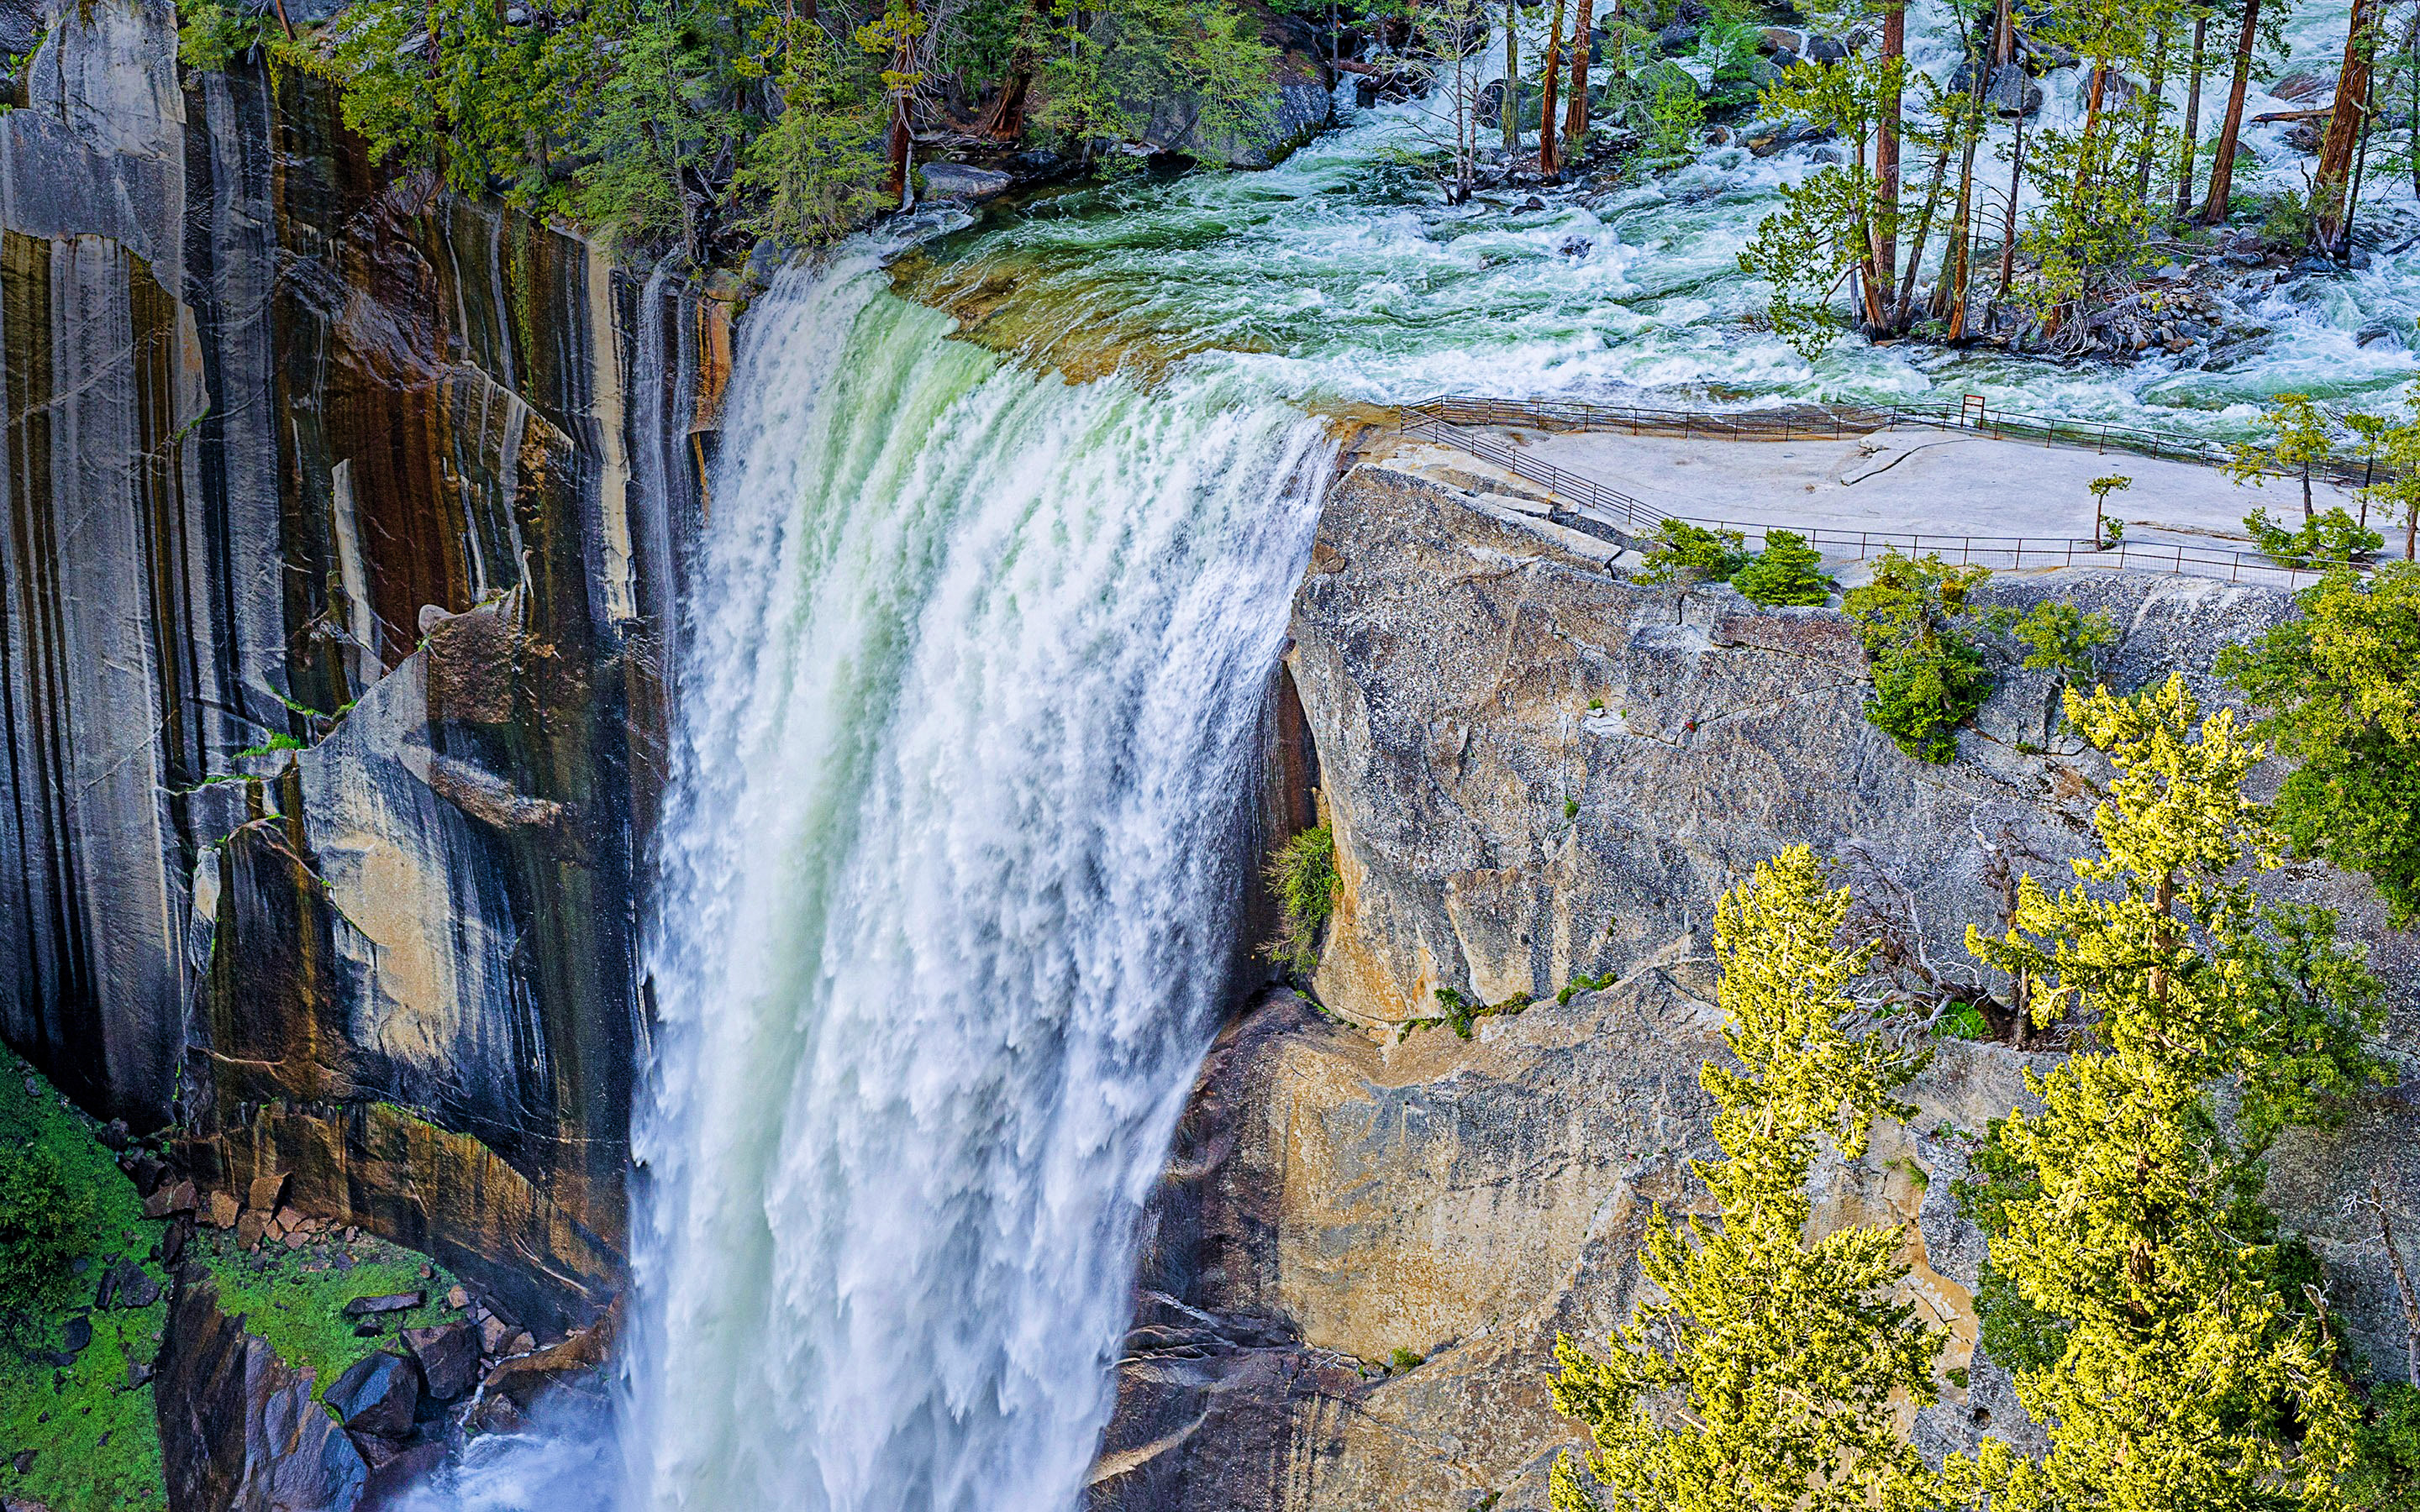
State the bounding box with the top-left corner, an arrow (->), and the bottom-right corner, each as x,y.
0,0 -> 728,1329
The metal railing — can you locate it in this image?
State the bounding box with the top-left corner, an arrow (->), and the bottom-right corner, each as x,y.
1399,407 -> 2347,590
1408,394 -> 2403,492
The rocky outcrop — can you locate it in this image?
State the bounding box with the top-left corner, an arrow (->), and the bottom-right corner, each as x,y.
1097,461 -> 2420,1512
0,0 -> 728,1330
155,1276 -> 370,1512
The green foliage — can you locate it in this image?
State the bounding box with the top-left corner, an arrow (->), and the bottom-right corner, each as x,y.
1637,519 -> 1749,585
1388,1346 -> 1425,1372
1842,553 -> 1994,764
1933,1003 -> 1989,1040
1948,675 -> 2389,1512
234,733 -> 305,758
2227,392 -> 2341,520
2351,1385 -> 2420,1512
0,1143 -> 93,1336
2258,188 -> 2319,254
1262,822 -> 1339,975
189,0 -> 1271,247
1738,162 -> 1876,362
1991,598 -> 2118,685
1735,54 -> 1898,358
1641,62 -> 1704,165
1034,0 -> 1278,160
738,24 -> 886,242
1731,529 -> 1833,606
2219,564 -> 2420,925
0,1055 -> 166,1512
2246,507 -> 2385,570
1549,847 -> 1939,1512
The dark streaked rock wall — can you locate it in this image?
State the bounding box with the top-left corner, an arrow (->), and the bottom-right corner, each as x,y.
0,0 -> 725,1330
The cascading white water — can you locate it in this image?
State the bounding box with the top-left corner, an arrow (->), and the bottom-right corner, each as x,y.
615,250 -> 1330,1512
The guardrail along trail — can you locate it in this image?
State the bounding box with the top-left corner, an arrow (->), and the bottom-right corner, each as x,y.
1401,396 -> 2353,591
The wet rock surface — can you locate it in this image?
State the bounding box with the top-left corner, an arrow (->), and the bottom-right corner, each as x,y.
0,0 -> 727,1335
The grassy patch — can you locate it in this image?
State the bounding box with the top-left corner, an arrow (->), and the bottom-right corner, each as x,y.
0,1053 -> 166,1512
187,1226 -> 465,1399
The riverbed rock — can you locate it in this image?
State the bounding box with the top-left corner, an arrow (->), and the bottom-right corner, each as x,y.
918,163 -> 1014,201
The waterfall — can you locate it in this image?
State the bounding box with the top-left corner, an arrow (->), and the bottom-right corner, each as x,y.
613,253 -> 1330,1512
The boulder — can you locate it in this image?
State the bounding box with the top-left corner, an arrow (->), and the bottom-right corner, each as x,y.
97,1257 -> 160,1310
402,1321 -> 481,1400
142,1179 -> 196,1219
918,163 -> 1013,202
247,1173 -> 287,1212
1655,20 -> 1699,53
1987,62 -> 2044,117
204,1191 -> 239,1229
2271,69 -> 2338,102
1806,32 -> 1847,62
341,1292 -> 424,1319
324,1352 -> 420,1441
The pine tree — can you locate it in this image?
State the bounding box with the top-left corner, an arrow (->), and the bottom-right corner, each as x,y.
1549,848 -> 1941,1512
1949,675 -> 2388,1512
2220,564 -> 2420,924
1732,529 -> 1833,606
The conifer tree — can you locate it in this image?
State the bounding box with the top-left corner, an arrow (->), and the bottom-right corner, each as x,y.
1949,675 -> 2388,1512
1549,848 -> 1940,1512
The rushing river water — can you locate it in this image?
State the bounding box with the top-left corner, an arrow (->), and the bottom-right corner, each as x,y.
898,0 -> 2420,433
422,11 -> 2420,1510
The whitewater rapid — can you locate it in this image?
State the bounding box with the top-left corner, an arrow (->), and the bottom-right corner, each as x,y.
612,256 -> 1328,1512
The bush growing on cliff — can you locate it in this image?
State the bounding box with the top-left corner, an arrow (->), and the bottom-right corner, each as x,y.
1843,552 -> 1993,764
1949,675 -> 2390,1510
2219,564 -> 2420,927
1991,597 -> 2118,690
0,1141 -> 92,1339
1637,519 -> 1749,586
1549,847 -> 1940,1512
1730,529 -> 1833,606
1263,822 -> 1339,975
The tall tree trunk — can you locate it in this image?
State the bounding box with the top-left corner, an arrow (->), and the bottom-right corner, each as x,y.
1539,0 -> 1566,176
2345,27 -> 2381,249
1875,0 -> 1907,324
2202,0 -> 2263,223
1996,106 -> 2027,299
2135,26 -> 2168,201
1504,0 -> 1520,155
1565,0 -> 1597,158
2176,12 -> 2207,218
2314,0 -> 2381,253
1895,135 -> 1954,326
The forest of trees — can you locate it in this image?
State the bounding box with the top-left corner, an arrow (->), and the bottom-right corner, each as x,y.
174,0 -> 1289,254
1725,0 -> 2420,357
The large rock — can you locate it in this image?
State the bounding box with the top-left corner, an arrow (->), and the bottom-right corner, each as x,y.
0,0 -> 728,1332
155,1273 -> 370,1512
324,1352 -> 420,1441
402,1321 -> 481,1401
1095,461 -> 2420,1512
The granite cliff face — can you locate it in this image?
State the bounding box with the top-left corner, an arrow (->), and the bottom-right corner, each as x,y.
0,0 -> 726,1330
1092,459 -> 2420,1512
